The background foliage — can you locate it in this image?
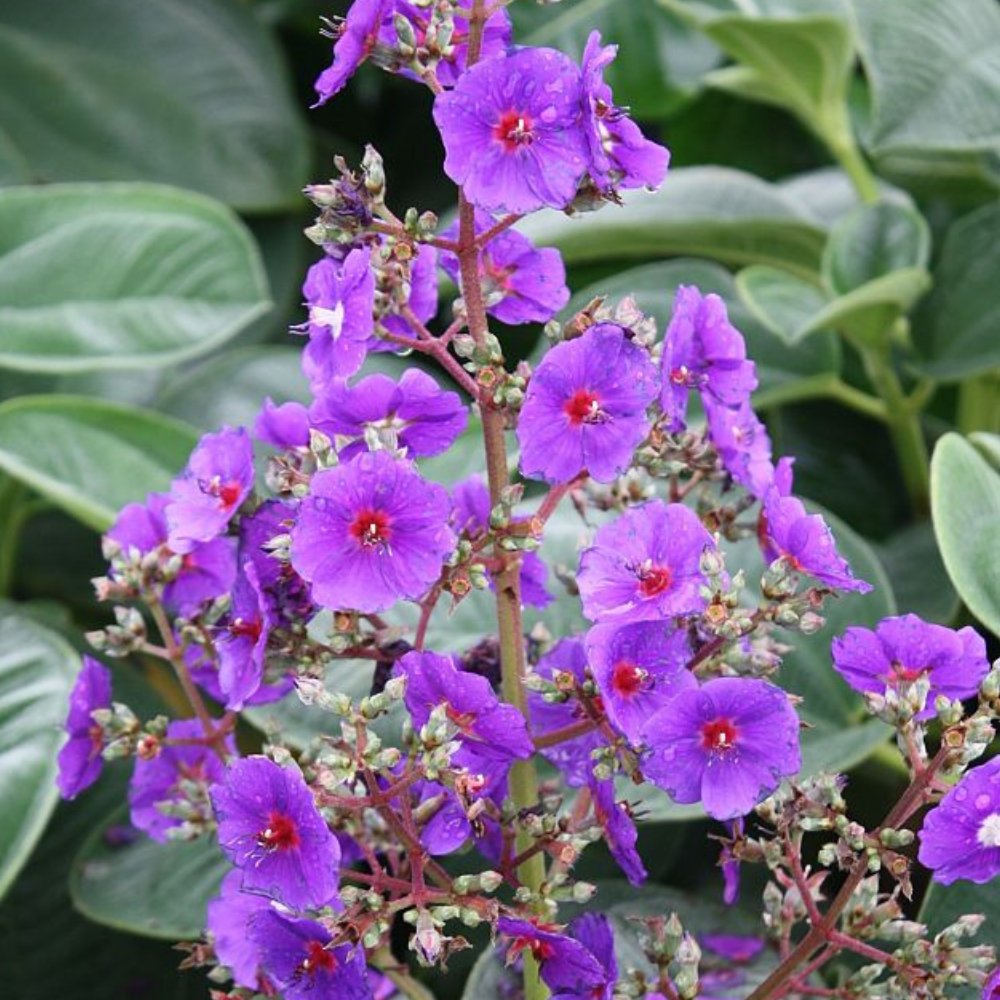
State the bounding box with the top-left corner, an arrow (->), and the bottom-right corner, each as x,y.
0,0 -> 998,997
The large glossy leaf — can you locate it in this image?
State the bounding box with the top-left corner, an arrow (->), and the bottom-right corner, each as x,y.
931,433 -> 1000,638
0,184 -> 271,374
911,203 -> 1000,381
0,0 -> 310,210
849,0 -> 1000,162
778,167 -> 914,229
736,265 -> 830,345
876,523 -> 959,625
0,610 -> 78,900
70,811 -> 228,940
513,0 -> 720,118
0,395 -> 197,531
519,167 -> 827,279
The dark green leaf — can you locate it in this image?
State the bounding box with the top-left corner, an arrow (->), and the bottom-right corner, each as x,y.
912,203 -> 1000,381
0,395 -> 197,531
736,265 -> 830,344
0,0 -> 310,210
0,610 -> 78,900
519,167 -> 827,279
931,433 -> 1000,638
70,811 -> 228,940
778,167 -> 914,229
0,184 -> 271,374
876,522 -> 959,624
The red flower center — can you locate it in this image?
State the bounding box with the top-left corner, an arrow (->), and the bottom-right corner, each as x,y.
180,552 -> 198,572
510,935 -> 556,962
348,509 -> 392,548
563,389 -> 604,426
669,365 -> 693,386
257,810 -> 301,852
228,616 -> 262,642
492,109 -> 535,152
889,661 -> 925,684
301,939 -> 337,976
446,704 -> 477,732
610,660 -> 644,698
217,481 -> 242,510
700,717 -> 738,753
636,562 -> 672,597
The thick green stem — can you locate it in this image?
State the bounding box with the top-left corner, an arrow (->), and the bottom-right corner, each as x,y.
859,346 -> 930,515
957,372 -> 1000,436
822,105 -> 880,204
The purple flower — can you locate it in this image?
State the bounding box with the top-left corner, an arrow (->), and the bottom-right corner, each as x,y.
721,818 -> 743,905
452,475 -> 552,609
249,910 -> 372,1000
705,397 -> 776,499
498,917 -> 607,997
187,642 -> 292,710
517,324 -> 658,484
556,913 -> 618,1000
290,451 -> 455,613
528,638 -> 604,786
433,48 -> 589,214
128,718 -> 229,841
701,934 -> 765,964
210,756 -> 340,910
760,488 -> 872,594
641,677 -> 801,821
984,967 -> 1000,1000
207,870 -> 273,990
832,615 -> 989,720
918,756 -> 1000,885
577,501 -> 715,624
659,286 -> 757,432
440,210 -> 569,325
310,368 -> 467,461
374,242 -> 439,349
581,31 -> 669,194
213,561 -> 275,711
314,0 -> 390,106
107,492 -> 236,614
589,777 -> 647,886
254,397 -> 311,450
399,650 -> 533,775
57,656 -> 112,800
301,250 -> 375,389
381,2 -> 512,88
585,620 -> 696,743
165,427 -> 255,554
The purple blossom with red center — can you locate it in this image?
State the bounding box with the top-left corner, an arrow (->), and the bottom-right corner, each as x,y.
213,561 -> 275,711
553,913 -> 618,1000
207,869 -> 273,991
497,917 -> 608,997
517,324 -> 658,484
585,620 -> 697,743
57,656 -> 112,800
248,910 -> 373,1000
918,756 -> 1000,885
107,492 -> 236,615
253,397 -> 311,450
704,396 -> 776,499
128,718 -> 230,842
641,677 -> 801,821
760,487 -> 872,594
588,777 -> 647,886
375,242 -> 439,348
659,286 -> 757,432
210,756 -> 340,910
528,638 -> 604,786
577,500 -> 716,624
399,650 -> 533,778
452,475 -> 553,609
580,30 -> 670,194
165,427 -> 254,553
310,368 -> 467,461
832,614 -> 988,720
380,2 -> 512,88
313,0 -> 391,106
300,249 -> 375,389
440,210 -> 569,325
433,47 -> 589,214
290,451 -> 455,613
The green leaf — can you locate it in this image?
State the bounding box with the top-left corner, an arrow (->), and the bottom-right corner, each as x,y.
778,167 -> 914,229
876,522 -> 959,624
0,610 -> 78,901
912,203 -> 1000,381
931,433 -> 1000,638
736,265 -> 830,344
0,0 -> 310,211
0,184 -> 271,374
0,395 -> 198,531
70,812 -> 228,940
971,431 -> 1000,472
849,0 -> 1000,161
513,0 -> 720,118
519,167 -> 827,279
